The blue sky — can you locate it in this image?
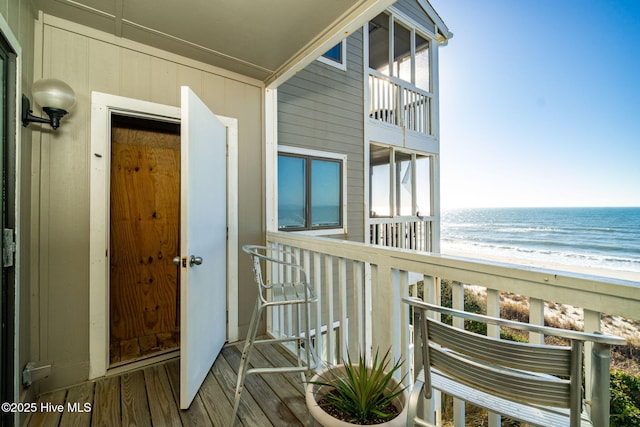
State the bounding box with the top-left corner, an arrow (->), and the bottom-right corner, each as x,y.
429,0 -> 640,209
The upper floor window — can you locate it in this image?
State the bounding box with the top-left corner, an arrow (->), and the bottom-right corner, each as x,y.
318,40 -> 347,70
278,147 -> 347,233
370,144 -> 432,218
368,12 -> 431,92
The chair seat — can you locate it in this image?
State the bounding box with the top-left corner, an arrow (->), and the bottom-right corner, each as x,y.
269,281 -> 317,305
417,368 -> 593,427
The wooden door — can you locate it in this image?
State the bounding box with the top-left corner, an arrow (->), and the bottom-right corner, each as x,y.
179,86 -> 227,409
109,116 -> 181,365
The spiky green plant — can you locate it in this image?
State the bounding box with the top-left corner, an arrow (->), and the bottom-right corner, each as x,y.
309,349 -> 407,424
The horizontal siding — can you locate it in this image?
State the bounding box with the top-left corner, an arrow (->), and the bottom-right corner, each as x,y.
394,0 -> 436,32
278,29 -> 365,242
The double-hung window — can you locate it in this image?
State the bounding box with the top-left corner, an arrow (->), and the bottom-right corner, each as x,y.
278,147 -> 346,233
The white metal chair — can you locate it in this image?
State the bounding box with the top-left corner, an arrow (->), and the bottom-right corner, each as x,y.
230,244 -> 317,425
403,297 -> 626,427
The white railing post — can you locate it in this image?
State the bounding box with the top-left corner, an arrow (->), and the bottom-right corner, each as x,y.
313,251 -> 323,363
397,85 -> 404,128
486,288 -> 501,427
338,257 -> 348,362
529,297 -> 545,344
451,281 -> 465,427
584,308 -> 602,416
363,262 -> 373,360
325,255 -> 335,364
397,270 -> 409,382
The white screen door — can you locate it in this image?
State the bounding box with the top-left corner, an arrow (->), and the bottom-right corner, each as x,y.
179,86 -> 227,409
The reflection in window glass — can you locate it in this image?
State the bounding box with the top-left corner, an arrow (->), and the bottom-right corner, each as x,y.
371,163 -> 390,217
415,34 -> 430,92
369,13 -> 390,75
369,145 -> 432,218
323,43 -> 342,63
396,151 -> 413,216
311,159 -> 341,227
370,145 -> 391,217
278,155 -> 306,229
394,21 -> 411,81
415,156 -> 431,216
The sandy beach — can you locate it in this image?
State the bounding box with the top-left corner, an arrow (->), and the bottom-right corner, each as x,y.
441,248 -> 640,282
440,248 -> 640,341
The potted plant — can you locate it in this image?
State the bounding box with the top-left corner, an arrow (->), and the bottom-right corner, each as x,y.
305,349 -> 409,426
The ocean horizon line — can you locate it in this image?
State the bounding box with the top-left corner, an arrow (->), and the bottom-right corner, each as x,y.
442,205 -> 640,211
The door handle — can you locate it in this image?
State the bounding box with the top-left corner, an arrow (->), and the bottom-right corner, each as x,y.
189,255 -> 203,267
172,256 -> 181,266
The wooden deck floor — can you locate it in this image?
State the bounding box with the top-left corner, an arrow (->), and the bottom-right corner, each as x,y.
24,342 -> 309,426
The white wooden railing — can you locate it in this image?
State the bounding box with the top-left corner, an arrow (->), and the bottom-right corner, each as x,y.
370,216 -> 434,252
265,231 -> 639,426
369,70 -> 432,134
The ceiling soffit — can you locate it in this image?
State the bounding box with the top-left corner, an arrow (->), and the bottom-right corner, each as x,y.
35,0 -> 397,86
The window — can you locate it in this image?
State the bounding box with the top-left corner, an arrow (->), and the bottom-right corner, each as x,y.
370,144 -> 432,218
278,147 -> 346,232
318,40 -> 347,70
368,12 -> 432,90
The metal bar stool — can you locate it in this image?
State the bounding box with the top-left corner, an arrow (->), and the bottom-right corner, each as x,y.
230,244 -> 317,425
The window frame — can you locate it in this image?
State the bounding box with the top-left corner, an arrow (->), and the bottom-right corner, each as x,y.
278,146 -> 347,235
368,10 -> 435,90
317,39 -> 347,71
369,143 -> 432,219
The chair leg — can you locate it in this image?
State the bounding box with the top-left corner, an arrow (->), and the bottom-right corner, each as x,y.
230,300 -> 262,426
301,299 -> 317,384
407,378 -> 425,427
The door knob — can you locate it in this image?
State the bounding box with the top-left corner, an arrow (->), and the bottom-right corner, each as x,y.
189,255 -> 203,267
172,256 -> 181,266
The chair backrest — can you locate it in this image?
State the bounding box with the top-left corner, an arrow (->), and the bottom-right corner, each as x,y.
404,297 -> 626,427
242,244 -> 309,294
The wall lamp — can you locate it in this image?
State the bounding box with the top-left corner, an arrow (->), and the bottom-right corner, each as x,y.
22,79 -> 76,130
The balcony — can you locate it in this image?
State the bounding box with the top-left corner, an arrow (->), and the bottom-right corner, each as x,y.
369,70 -> 434,139
26,232 -> 637,426
265,231 -> 639,426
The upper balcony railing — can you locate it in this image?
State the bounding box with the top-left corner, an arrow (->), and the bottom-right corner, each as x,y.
370,215 -> 434,252
369,70 -> 433,135
264,231 -> 639,426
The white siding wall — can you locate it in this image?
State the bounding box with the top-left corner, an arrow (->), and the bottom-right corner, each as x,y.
30,14 -> 264,392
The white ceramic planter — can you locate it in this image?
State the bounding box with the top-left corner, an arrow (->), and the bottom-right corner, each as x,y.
305,366 -> 409,427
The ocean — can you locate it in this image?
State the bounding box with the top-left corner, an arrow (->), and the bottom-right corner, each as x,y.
440,207 -> 640,275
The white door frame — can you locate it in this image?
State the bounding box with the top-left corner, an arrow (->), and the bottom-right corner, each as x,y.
88,91 -> 238,379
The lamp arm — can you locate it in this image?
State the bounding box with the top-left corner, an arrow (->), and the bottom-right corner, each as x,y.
22,95 -> 67,129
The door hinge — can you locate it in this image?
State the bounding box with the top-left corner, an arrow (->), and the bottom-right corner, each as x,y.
3,228 -> 16,268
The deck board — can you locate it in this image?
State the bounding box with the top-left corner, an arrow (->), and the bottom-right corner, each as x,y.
212,350 -> 273,426
143,364 -> 182,426
91,376 -> 120,427
197,369 -> 234,427
59,382 -> 94,427
165,359 -> 212,426
121,369 -> 151,427
27,389 -> 67,427
222,346 -> 304,426
24,341 -> 309,426
226,344 -> 308,424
